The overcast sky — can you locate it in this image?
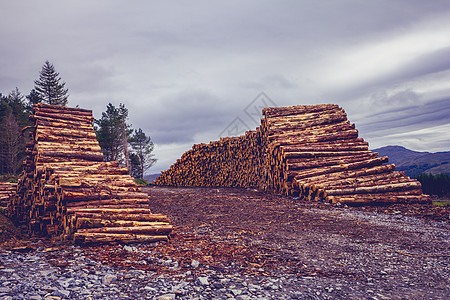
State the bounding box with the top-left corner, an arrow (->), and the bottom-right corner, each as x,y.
1,1 -> 450,173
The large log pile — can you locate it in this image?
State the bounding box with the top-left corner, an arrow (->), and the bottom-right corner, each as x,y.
155,131 -> 266,189
156,104 -> 429,205
8,103 -> 172,243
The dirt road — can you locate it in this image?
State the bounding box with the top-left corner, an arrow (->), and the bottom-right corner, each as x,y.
141,186 -> 449,299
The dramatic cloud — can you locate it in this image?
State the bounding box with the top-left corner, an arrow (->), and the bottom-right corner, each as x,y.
1,1 -> 450,172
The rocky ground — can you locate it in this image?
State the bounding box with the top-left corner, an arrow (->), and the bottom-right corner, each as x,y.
0,186 -> 449,299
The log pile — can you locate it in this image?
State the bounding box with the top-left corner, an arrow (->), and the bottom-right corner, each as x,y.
0,182 -> 17,211
155,131 -> 265,189
156,104 -> 430,205
8,103 -> 172,243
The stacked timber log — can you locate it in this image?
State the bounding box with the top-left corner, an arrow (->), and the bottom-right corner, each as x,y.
0,182 -> 17,211
262,104 -> 429,204
155,130 -> 265,189
8,103 -> 172,243
156,104 -> 430,205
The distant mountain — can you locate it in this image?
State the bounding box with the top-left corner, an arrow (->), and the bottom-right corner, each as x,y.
372,145 -> 450,177
144,173 -> 161,184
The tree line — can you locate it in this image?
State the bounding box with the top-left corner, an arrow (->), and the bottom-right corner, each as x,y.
415,173 -> 450,198
0,60 -> 156,180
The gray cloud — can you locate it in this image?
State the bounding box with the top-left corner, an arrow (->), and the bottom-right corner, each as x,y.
1,1 -> 450,172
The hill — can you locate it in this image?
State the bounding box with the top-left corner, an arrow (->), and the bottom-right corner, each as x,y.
144,173 -> 161,184
372,146 -> 450,177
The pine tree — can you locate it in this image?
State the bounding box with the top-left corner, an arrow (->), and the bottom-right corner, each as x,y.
128,128 -> 157,179
34,60 -> 69,106
94,103 -> 132,165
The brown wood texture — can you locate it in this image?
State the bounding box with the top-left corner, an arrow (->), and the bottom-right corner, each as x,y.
8,103 -> 171,244
155,104 -> 429,205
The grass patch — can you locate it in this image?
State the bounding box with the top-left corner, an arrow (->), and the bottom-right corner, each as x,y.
432,199 -> 450,207
0,174 -> 19,183
134,178 -> 149,186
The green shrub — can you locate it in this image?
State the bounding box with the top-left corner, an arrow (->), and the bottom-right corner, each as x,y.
134,178 -> 149,186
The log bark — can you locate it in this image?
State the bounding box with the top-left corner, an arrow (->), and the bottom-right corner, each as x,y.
313,171 -> 408,189
73,232 -> 168,244
36,128 -> 97,139
295,164 -> 396,186
263,104 -> 340,118
58,176 -> 135,187
325,181 -> 422,196
37,143 -> 102,153
72,212 -> 170,222
34,111 -> 94,123
67,207 -> 153,215
34,103 -> 93,114
283,150 -> 374,159
268,115 -> 348,135
286,152 -> 377,171
327,193 -> 431,205
65,198 -> 149,207
76,224 -> 173,234
272,129 -> 360,146
62,190 -> 147,202
36,150 -> 103,161
281,143 -> 368,153
292,156 -> 389,180
76,218 -> 170,229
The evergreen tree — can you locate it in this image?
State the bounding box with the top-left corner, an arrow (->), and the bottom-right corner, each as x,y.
0,88 -> 30,174
34,60 -> 69,106
128,128 -> 157,179
94,103 -> 132,165
27,89 -> 40,105
0,113 -> 23,174
415,173 -> 450,197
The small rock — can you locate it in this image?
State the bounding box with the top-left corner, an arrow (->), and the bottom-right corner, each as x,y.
53,289 -> 70,298
231,289 -> 242,296
103,274 -> 117,285
164,259 -> 173,266
39,270 -> 55,276
44,296 -> 61,300
191,260 -> 200,268
213,282 -> 223,289
123,245 -> 136,252
143,286 -> 157,292
248,284 -> 261,291
0,269 -> 15,273
197,276 -> 209,286
157,294 -> 176,300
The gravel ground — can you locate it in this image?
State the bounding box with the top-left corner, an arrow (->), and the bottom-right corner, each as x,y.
0,186 -> 449,299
